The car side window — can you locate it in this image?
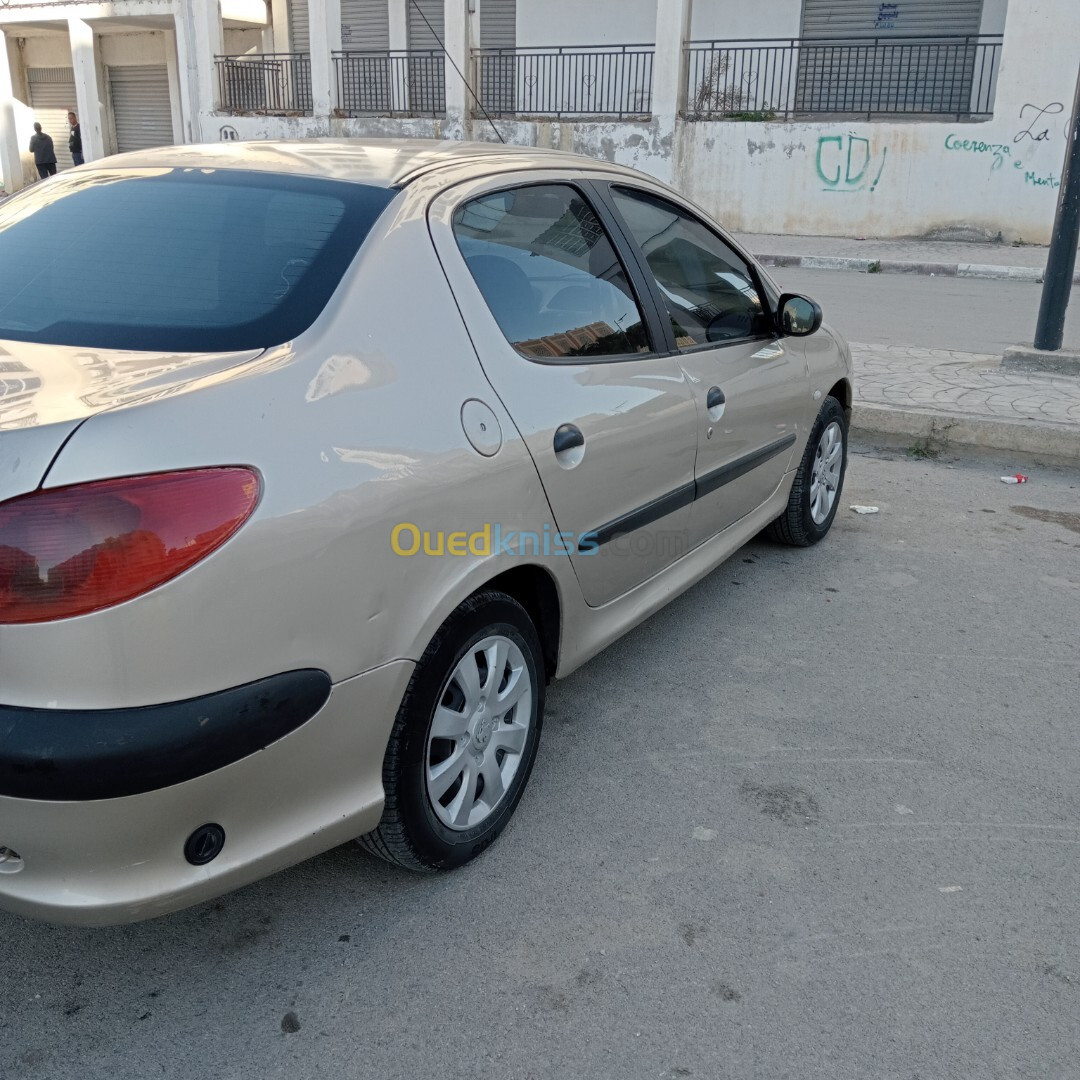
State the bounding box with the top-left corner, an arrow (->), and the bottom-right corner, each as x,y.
610,187 -> 770,348
453,184 -> 652,360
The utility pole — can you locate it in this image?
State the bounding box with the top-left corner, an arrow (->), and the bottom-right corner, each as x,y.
1033,63 -> 1080,352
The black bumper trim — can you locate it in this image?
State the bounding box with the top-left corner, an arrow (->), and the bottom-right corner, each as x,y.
0,669 -> 332,802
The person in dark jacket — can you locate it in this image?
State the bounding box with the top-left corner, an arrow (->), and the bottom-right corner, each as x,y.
68,111 -> 83,166
29,123 -> 57,179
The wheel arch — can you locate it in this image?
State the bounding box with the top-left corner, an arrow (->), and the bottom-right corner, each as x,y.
476,565 -> 562,683
828,378 -> 852,415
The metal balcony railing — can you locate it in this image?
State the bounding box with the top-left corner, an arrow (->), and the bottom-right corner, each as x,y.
334,50 -> 446,116
685,35 -> 1004,120
472,45 -> 654,119
216,53 -> 312,114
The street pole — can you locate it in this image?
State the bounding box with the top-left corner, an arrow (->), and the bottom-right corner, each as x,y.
1033,63 -> 1080,352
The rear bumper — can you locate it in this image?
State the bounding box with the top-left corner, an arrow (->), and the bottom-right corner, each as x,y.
0,670 -> 332,801
0,659 -> 414,926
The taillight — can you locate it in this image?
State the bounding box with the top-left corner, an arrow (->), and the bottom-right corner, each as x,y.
0,468 -> 260,624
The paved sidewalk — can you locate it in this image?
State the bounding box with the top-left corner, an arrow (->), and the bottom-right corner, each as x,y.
735,232 -> 1075,283
851,341 -> 1080,460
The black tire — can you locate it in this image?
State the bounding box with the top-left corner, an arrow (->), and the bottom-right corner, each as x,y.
358,590 -> 545,872
767,395 -> 848,547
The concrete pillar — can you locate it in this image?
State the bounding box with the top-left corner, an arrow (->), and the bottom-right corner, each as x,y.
0,32 -> 23,193
172,9 -> 198,142
388,0 -> 408,50
443,0 -> 471,140
308,0 -> 342,117
68,19 -> 105,162
269,0 -> 291,53
388,0 -> 408,113
163,29 -> 185,144
993,0 -> 1080,120
184,0 -> 224,129
651,0 -> 691,126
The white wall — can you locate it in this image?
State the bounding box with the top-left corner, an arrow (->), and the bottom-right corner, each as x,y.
980,0 -> 1009,35
21,35 -> 72,68
690,0 -> 802,41
99,33 -> 167,66
516,0 -> 655,47
223,27 -> 265,55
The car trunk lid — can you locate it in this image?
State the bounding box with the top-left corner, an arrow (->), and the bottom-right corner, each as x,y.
0,338 -> 264,502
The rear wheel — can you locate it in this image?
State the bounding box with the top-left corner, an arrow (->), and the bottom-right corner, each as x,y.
359,590 -> 544,871
768,396 -> 848,546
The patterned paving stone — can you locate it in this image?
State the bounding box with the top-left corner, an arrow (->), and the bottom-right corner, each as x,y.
852,342 -> 1080,429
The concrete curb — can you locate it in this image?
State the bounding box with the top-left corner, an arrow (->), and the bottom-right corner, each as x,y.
756,253 -> 1072,284
1003,345 -> 1080,377
851,403 -> 1080,463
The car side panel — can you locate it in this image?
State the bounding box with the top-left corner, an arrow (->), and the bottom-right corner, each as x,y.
2,194 -> 578,709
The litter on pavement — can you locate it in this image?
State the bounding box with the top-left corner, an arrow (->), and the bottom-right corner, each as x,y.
1000,474 -> 1029,484
850,505 -> 880,514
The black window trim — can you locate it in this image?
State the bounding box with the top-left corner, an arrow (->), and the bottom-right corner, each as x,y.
591,180 -> 779,357
451,177 -> 672,368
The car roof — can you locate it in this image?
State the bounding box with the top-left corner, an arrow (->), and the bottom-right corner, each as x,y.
92,138 -> 643,188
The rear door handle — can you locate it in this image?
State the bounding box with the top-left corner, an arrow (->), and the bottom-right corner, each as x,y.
553,424 -> 584,454
553,423 -> 586,469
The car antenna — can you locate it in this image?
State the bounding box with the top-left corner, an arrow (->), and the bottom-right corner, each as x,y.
406,0 -> 506,144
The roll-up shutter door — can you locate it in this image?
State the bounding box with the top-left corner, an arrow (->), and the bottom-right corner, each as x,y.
407,0 -> 444,48
479,0 -> 516,113
108,66 -> 174,152
801,0 -> 985,36
407,0 -> 445,113
291,0 -> 388,51
797,0 -> 986,114
27,68 -> 76,171
480,0 -> 516,46
341,0 -> 390,49
288,0 -> 310,53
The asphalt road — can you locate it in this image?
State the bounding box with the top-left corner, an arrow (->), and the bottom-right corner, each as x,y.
773,268 -> 1080,354
5,441 -> 1080,1080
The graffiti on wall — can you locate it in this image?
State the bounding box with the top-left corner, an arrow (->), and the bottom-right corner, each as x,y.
874,3 -> 900,30
1013,102 -> 1064,144
942,100 -> 1066,194
816,135 -> 888,192
944,134 -> 1013,170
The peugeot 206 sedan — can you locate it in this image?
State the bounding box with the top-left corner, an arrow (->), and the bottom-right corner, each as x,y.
0,139 -> 851,924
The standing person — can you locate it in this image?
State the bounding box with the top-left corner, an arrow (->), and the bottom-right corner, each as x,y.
28,123 -> 57,179
68,111 -> 83,166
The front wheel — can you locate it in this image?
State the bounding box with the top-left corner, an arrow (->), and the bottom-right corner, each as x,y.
767,396 -> 848,546
359,590 -> 544,872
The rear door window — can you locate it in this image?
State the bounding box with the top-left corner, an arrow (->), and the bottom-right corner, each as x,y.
453,184 -> 652,360
0,169 -> 396,352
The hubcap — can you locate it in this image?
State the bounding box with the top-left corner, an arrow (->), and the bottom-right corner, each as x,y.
810,420 -> 844,525
425,635 -> 533,831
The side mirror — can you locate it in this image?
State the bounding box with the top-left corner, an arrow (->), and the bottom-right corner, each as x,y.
777,293 -> 823,337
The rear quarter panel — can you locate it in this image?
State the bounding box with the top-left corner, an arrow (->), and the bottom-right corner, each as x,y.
1,192 -> 575,709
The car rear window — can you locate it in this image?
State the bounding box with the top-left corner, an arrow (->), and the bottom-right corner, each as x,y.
0,168 -> 396,352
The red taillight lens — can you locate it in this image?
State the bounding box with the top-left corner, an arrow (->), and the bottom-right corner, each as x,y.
0,468 -> 260,624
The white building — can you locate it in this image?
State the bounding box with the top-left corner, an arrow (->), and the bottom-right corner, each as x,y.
1,0 -> 1077,241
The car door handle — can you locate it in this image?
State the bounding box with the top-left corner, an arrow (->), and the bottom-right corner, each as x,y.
553,424 -> 585,469
553,424 -> 584,454
706,387 -> 726,410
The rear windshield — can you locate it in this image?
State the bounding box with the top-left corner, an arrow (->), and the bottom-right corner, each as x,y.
0,168 -> 396,352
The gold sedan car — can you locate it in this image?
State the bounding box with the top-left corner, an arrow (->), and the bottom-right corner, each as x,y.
0,139 -> 852,924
